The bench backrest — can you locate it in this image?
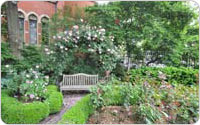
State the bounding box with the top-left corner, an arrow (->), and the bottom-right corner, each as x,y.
61,73 -> 98,87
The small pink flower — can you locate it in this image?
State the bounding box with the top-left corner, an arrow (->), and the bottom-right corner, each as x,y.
73,25 -> 79,29
26,80 -> 33,84
30,94 -> 35,99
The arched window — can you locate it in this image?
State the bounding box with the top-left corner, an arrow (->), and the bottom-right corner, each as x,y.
18,11 -> 25,43
41,17 -> 49,45
29,14 -> 37,44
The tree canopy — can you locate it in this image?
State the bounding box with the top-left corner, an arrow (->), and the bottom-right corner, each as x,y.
86,1 -> 198,68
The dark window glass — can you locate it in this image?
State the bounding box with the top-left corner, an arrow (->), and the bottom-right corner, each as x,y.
19,18 -> 24,43
41,17 -> 49,45
29,15 -> 37,44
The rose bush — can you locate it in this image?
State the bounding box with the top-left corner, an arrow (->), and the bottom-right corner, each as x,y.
52,23 -> 122,73
2,65 -> 49,101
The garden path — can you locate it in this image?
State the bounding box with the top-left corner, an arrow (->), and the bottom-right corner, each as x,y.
40,93 -> 86,124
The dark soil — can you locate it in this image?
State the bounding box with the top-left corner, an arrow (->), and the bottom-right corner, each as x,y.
87,106 -> 135,124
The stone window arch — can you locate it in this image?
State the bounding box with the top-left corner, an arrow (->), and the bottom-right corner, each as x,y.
18,11 -> 25,43
28,14 -> 38,44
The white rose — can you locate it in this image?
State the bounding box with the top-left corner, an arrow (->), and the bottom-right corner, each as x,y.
5,65 -> 9,68
60,46 -> 64,49
45,48 -> 49,52
26,74 -> 30,78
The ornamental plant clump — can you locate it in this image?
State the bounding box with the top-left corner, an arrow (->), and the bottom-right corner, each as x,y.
2,65 -> 49,102
52,22 -> 122,72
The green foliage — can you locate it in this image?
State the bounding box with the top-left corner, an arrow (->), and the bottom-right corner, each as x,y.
1,85 -> 63,124
1,42 -> 16,65
20,45 -> 44,70
2,67 -> 49,101
90,82 -> 113,109
89,69 -> 199,124
46,85 -> 59,92
86,1 -> 198,67
129,67 -> 198,86
58,95 -> 94,124
112,63 -> 127,80
46,86 -> 63,114
1,91 -> 50,124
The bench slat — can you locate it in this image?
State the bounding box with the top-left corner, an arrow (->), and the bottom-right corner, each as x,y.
60,73 -> 98,91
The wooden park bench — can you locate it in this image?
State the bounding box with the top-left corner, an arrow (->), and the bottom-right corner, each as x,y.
60,73 -> 98,92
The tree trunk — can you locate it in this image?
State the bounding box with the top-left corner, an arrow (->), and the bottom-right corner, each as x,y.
6,1 -> 22,57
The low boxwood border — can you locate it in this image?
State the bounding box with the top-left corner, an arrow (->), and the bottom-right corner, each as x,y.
58,95 -> 94,124
1,85 -> 63,124
46,85 -> 63,114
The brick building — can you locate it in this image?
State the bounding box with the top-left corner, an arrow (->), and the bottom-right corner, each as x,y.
16,1 -> 95,45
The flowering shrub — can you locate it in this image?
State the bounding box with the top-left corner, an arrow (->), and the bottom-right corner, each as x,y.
53,23 -> 122,72
2,65 -> 49,101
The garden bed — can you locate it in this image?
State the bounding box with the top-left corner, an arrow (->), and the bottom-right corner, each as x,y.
87,106 -> 134,124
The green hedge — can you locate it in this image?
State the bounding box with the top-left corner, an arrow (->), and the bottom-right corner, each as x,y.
1,85 -> 63,124
58,95 -> 94,124
46,85 -> 63,114
1,91 -> 50,124
130,67 -> 198,85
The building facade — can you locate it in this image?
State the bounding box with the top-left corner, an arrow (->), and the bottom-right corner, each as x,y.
16,1 -> 95,45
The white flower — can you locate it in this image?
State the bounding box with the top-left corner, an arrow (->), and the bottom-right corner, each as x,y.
26,74 -> 30,78
73,25 -> 79,29
94,34 -> 97,38
58,36 -> 61,39
35,75 -> 39,79
50,51 -> 54,54
107,49 -> 111,52
53,36 -> 56,39
36,97 -> 39,100
45,48 -> 49,52
36,65 -> 39,69
45,76 -> 49,79
75,45 -> 78,48
99,28 -> 105,32
69,32 -> 72,36
64,31 -> 67,34
87,37 -> 91,40
5,65 -> 9,68
47,52 -> 50,55
32,71 -> 37,74
80,19 -> 84,22
65,48 -> 68,51
60,46 -> 64,49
